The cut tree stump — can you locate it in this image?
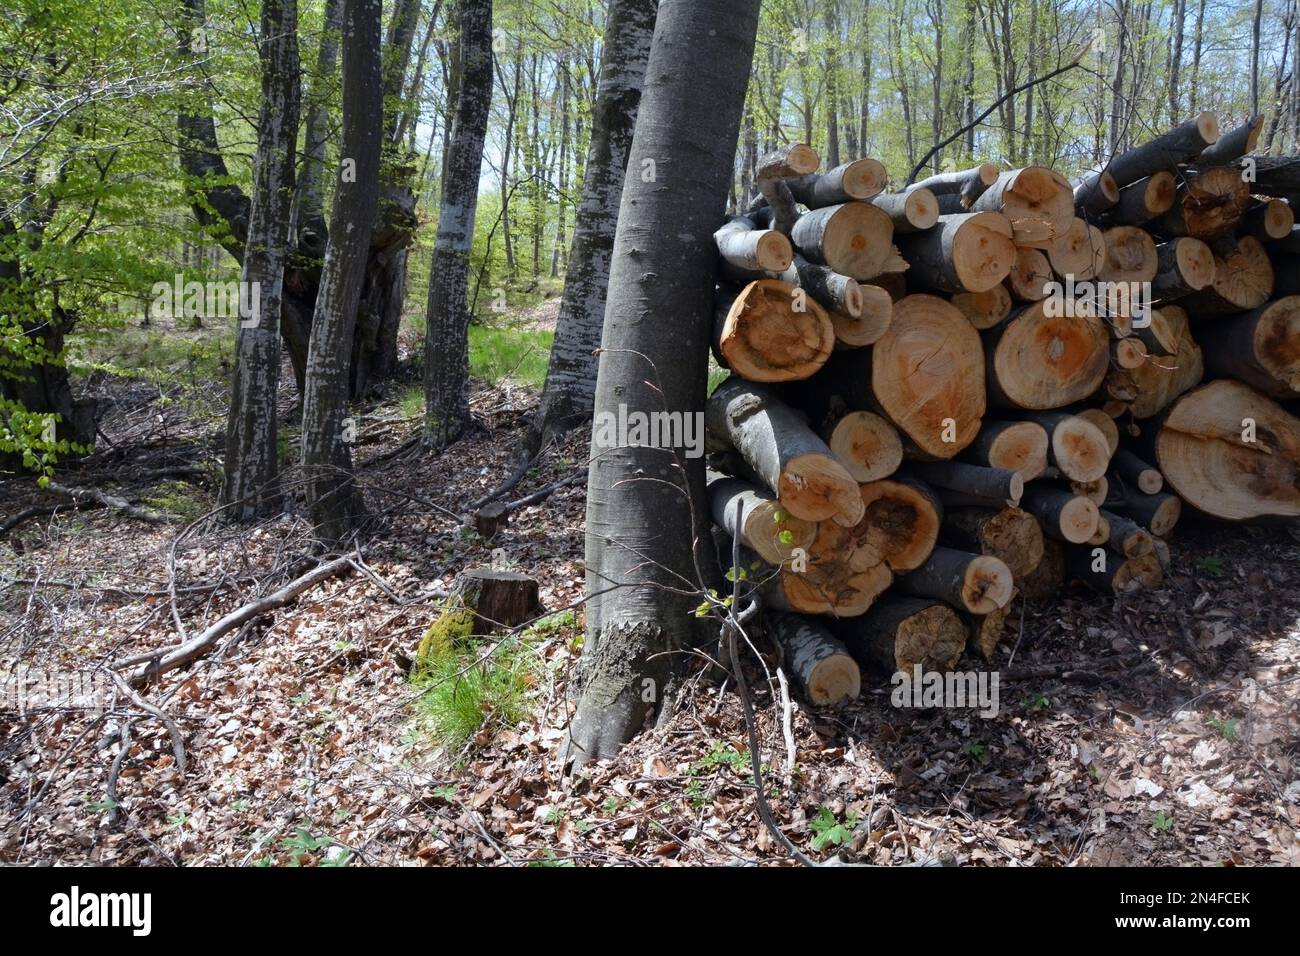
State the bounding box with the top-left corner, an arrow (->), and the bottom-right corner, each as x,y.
455,568 -> 543,632
473,502 -> 509,540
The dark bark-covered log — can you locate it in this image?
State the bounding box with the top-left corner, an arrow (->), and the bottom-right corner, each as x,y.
871,187 -> 940,233
713,279 -> 834,382
1110,448 -> 1164,495
1047,218 -> 1106,280
821,411 -> 903,482
908,461 -> 1023,504
848,478 -> 943,572
1240,199 -> 1294,241
707,472 -> 817,565
940,506 -> 1044,578
713,215 -> 795,273
1099,225 -> 1159,284
1098,509 -> 1155,558
1197,114 -> 1262,166
870,294 -> 987,458
456,568 -> 543,631
966,599 -> 1015,660
767,612 -> 861,705
1101,171 -> 1177,225
789,256 -> 893,346
970,167 -> 1074,238
1153,237 -> 1216,299
706,377 -> 864,524
1004,247 -> 1052,302
1197,296 -> 1300,398
1063,545 -> 1162,593
894,212 -> 1016,293
1073,169 -> 1120,215
753,143 -> 819,234
1013,411 -> 1111,482
1154,379 -> 1300,520
1104,485 -> 1183,537
896,545 -> 1014,614
1215,154 -> 1300,199
789,201 -> 894,279
1098,112 -> 1220,189
984,303 -> 1110,410
952,285 -> 1014,330
786,158 -> 887,207
1153,165 -> 1251,240
1179,235 -> 1274,316
1019,485 -> 1101,544
1017,537 -> 1065,602
960,419 -> 1049,479
914,163 -> 1000,202
833,595 -> 967,672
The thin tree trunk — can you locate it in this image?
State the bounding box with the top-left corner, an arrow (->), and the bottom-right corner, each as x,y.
423,0 -> 494,453
550,65 -> 570,278
301,0 -> 384,543
568,0 -> 760,769
1251,0 -> 1264,118
294,0 -> 342,257
527,0 -> 658,452
221,0 -> 300,521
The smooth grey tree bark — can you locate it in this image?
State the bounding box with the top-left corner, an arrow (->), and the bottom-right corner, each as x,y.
220,0 -> 300,521
567,0 -> 761,768
526,0 -> 658,455
423,0 -> 493,453
301,0 -> 385,543
293,0 -> 343,260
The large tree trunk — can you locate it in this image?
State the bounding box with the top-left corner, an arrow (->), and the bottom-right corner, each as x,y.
220,0 -> 300,521
301,0 -> 384,543
529,0 -> 659,454
569,0 -> 760,769
423,0 -> 494,453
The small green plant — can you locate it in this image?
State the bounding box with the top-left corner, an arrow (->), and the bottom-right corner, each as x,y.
527,848 -> 575,868
1196,556 -> 1226,577
144,480 -> 204,521
1023,693 -> 1051,713
961,740 -> 988,763
85,796 -> 119,812
1153,811 -> 1175,832
1208,717 -> 1239,741
809,806 -> 859,851
399,385 -> 424,420
468,324 -> 553,388
281,828 -> 347,866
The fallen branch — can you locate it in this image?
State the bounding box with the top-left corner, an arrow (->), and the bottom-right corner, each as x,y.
113,555 -> 356,686
47,481 -> 169,524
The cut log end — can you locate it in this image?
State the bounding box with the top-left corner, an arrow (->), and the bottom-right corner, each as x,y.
960,555 -> 1014,614
716,279 -> 834,382
781,453 -> 865,525
955,212 -> 1018,293
825,411 -> 904,483
952,285 -> 1013,330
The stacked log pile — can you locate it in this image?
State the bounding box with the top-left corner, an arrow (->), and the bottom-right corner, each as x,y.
706,116 -> 1300,705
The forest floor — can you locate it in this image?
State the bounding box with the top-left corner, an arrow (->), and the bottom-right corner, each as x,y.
2,331 -> 1300,866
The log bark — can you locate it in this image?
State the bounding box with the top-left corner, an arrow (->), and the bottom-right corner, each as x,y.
707,472 -> 817,565
767,612 -> 861,706
1019,485 -> 1101,544
833,596 -> 967,672
1240,199 -> 1294,241
1095,112 -> 1220,189
1064,545 -> 1162,593
969,167 -> 1074,238
1110,448 -> 1164,495
706,377 -> 864,524
908,461 -> 1023,504
713,215 -> 794,273
871,187 -> 940,233
914,163 -> 1000,202
790,201 -> 895,280
456,568 -> 543,631
896,545 -> 1014,614
1017,537 -> 1064,602
1153,238 -> 1216,299
1197,296 -> 1300,398
1098,509 -> 1155,558
960,419 -> 1049,479
940,506 -> 1044,578
1104,485 -> 1183,537
786,159 -> 887,207
1102,171 -> 1177,225
895,212 -> 1016,293
870,294 -> 987,457
1197,114 -> 1262,165
1073,169 -> 1120,216
1154,379 -> 1300,520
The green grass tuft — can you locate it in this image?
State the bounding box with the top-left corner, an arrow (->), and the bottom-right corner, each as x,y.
468,324 -> 553,389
